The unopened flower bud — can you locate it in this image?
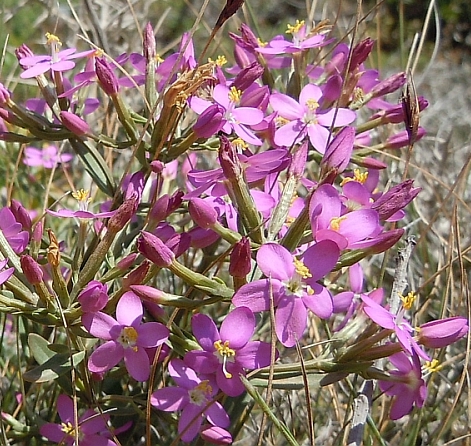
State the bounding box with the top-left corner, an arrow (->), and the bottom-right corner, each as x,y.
78,280 -> 108,313
117,253 -> 138,271
370,72 -> 406,97
384,127 -> 426,150
417,317 -> 468,348
371,179 -> 421,221
108,197 -> 139,233
60,111 -> 90,136
10,199 -> 32,232
20,255 -> 43,284
188,198 -> 218,229
321,126 -> 355,174
0,83 -> 11,105
123,261 -> 150,289
232,62 -> 264,91
350,38 -> 374,72
219,134 -> 242,180
138,231 -> 175,267
193,105 -> 224,138
143,22 -> 156,61
150,160 -> 164,174
229,237 -> 251,277
95,57 -> 119,95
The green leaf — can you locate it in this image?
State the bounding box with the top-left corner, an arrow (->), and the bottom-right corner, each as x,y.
69,138 -> 116,197
24,334 -> 85,383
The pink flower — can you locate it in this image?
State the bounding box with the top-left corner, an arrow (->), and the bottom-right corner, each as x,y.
233,241 -> 339,347
151,359 -> 230,443
379,351 -> 427,420
0,258 -> 14,285
39,394 -> 118,446
19,35 -> 94,78
270,83 -> 356,153
0,207 -> 29,253
184,307 -> 275,396
83,291 -> 169,381
361,293 -> 430,360
190,84 -> 264,145
23,144 -> 73,169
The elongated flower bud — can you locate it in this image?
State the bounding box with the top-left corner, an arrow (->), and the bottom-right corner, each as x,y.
229,237 -> 251,277
416,317 -> 468,348
95,57 -> 119,95
188,198 -> 218,229
60,111 -> 90,136
138,231 -> 175,267
20,255 -> 43,284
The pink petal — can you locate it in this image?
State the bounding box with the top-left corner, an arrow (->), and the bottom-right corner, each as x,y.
192,313 -> 219,351
270,93 -> 304,120
220,307 -> 254,349
256,243 -> 294,280
275,297 -> 307,347
116,291 -> 143,326
151,387 -> 188,411
124,347 -> 151,381
274,120 -> 306,147
82,312 -> 118,340
88,341 -> 123,373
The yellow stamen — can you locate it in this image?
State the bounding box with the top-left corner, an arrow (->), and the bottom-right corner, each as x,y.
214,340 -> 236,378
293,258 -> 311,279
330,216 -> 347,231
155,54 -> 164,63
286,20 -> 305,35
119,326 -> 139,351
61,422 -> 76,436
275,116 -> 290,127
399,291 -> 416,310
72,189 -> 91,203
45,32 -> 62,46
257,38 -> 267,47
228,86 -> 242,104
306,98 -> 319,111
208,55 -> 227,66
341,169 -> 369,185
233,138 -> 248,150
424,359 -> 442,373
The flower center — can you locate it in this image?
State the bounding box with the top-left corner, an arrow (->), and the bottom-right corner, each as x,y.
293,258 -> 311,279
341,169 -> 369,186
228,86 -> 242,104
214,340 -> 236,378
72,189 -> 92,212
188,380 -> 212,406
118,326 -> 139,350
400,291 -> 416,310
61,422 -> 76,436
286,20 -> 305,35
304,99 -> 319,124
208,55 -> 227,66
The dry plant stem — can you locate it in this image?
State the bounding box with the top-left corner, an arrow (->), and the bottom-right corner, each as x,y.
347,380 -> 373,446
297,341 -> 315,445
389,236 -> 416,314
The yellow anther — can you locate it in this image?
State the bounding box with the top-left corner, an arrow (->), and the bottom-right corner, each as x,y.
155,54 -> 164,63
306,98 -> 319,111
214,340 -> 236,378
233,138 -> 248,150
228,86 -> 242,104
293,258 -> 311,279
189,380 -> 213,405
45,33 -> 62,46
257,38 -> 267,47
424,359 -> 442,373
275,116 -> 290,127
330,216 -> 346,231
399,291 -> 416,310
61,422 -> 76,436
208,55 -> 227,66
119,326 -> 139,350
72,189 -> 91,203
286,20 -> 305,35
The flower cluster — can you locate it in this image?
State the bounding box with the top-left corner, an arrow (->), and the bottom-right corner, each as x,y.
0,10 -> 468,446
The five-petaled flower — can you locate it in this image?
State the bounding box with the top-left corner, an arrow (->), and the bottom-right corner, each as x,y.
83,291 -> 169,381
184,307 -> 274,396
151,359 -> 231,443
270,83 -> 356,152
